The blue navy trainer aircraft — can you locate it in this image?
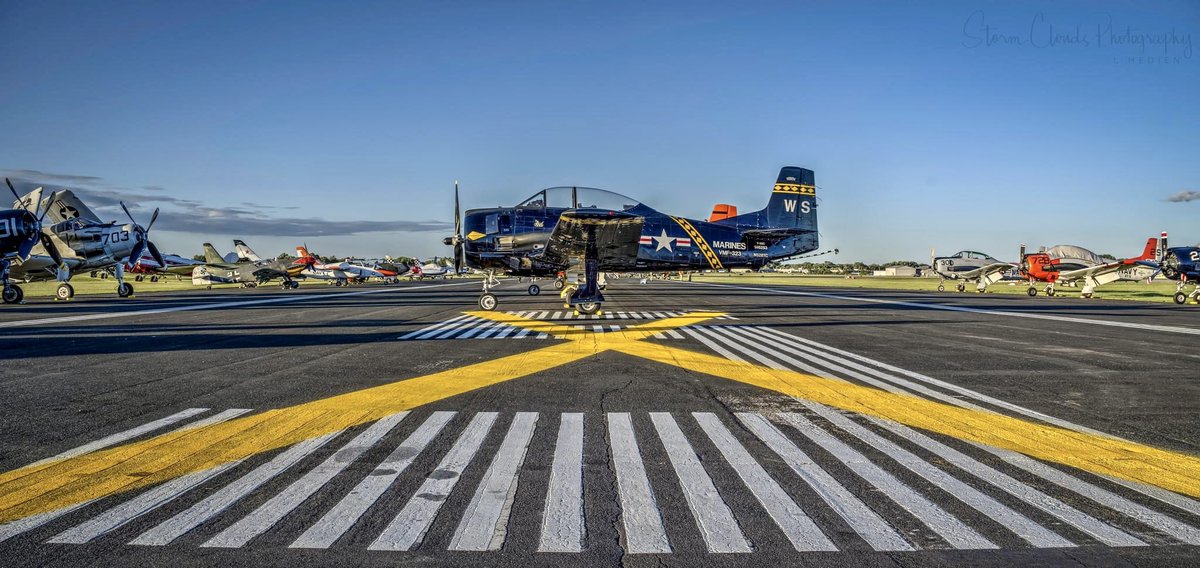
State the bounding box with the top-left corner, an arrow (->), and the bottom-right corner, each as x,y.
2,179 -> 64,304
1157,232 -> 1200,304
443,166 -> 823,314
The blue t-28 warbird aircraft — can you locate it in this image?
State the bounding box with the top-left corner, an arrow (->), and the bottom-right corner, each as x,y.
444,166 -> 822,314
1157,231 -> 1200,304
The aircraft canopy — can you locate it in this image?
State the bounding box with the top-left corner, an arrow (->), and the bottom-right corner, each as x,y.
518,187 -> 643,212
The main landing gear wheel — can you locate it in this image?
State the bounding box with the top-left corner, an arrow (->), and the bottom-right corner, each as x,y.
134,275 -> 144,282
1175,292 -> 1188,304
117,282 -> 134,298
576,302 -> 601,316
528,284 -> 540,296
1027,287 -> 1038,297
1046,287 -> 1055,297
479,293 -> 497,311
956,283 -> 965,292
56,283 -> 75,301
2,285 -> 22,304
1082,292 -> 1093,299
150,275 -> 159,283
553,279 -> 564,290
937,284 -> 945,292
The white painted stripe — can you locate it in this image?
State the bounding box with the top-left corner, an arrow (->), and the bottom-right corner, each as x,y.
536,311 -> 549,319
457,320 -> 501,339
50,462 -> 241,544
433,317 -> 484,339
28,408 -> 209,468
536,332 -> 549,339
693,413 -> 836,551
1099,474 -> 1200,518
490,326 -> 515,339
605,312 -> 615,319
774,412 -> 995,549
751,325 -> 1124,440
651,312 -> 668,319
0,499 -> 97,543
0,281 -> 477,330
413,315 -> 475,340
615,311 -> 627,319
652,332 -> 666,339
681,328 -> 743,362
551,312 -> 563,320
609,325 -> 620,332
475,321 -> 510,339
649,412 -> 752,553
290,411 -> 454,549
369,412 -> 498,551
202,412 -> 409,548
735,413 -> 912,551
629,312 -> 643,319
130,432 -> 341,546
688,281 -> 1200,336
640,312 -> 656,319
449,412 -> 539,551
401,314 -> 471,340
607,413 -> 670,554
664,329 -> 684,339
512,327 -> 532,339
538,413 -> 584,553
797,406 -> 1073,548
973,444 -> 1200,545
592,325 -> 603,333
866,418 -> 1145,547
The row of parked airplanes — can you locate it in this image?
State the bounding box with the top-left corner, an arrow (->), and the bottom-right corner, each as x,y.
4,166 -> 1200,311
930,233 -> 1200,304
0,180 -> 454,304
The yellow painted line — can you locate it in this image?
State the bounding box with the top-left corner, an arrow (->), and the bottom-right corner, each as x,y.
610,340 -> 1200,498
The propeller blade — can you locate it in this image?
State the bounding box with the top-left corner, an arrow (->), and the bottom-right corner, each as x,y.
37,191 -> 59,222
453,180 -> 461,239
128,240 -> 147,267
17,234 -> 38,259
5,178 -> 20,203
455,243 -> 464,274
147,240 -> 166,268
119,201 -> 137,226
40,233 -> 63,266
145,207 -> 160,232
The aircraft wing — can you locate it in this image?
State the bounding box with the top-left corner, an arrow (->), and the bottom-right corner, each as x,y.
8,255 -> 83,281
1055,260 -> 1158,282
960,262 -> 1015,279
538,209 -> 645,270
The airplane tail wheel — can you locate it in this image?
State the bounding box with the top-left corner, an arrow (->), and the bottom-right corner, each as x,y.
528,284 -> 541,296
479,293 -> 498,311
577,302 -> 600,315
553,279 -> 564,290
936,284 -> 944,292
117,282 -> 134,298
57,283 -> 75,301
1174,292 -> 1188,304
1027,287 -> 1037,297
2,285 -> 22,304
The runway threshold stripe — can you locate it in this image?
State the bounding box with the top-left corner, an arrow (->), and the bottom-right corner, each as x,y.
0,500 -> 96,543
692,413 -> 835,552
202,412 -> 410,548
972,444 -> 1200,545
49,462 -> 242,544
866,417 -> 1145,547
797,406 -> 1073,548
130,430 -> 342,546
773,412 -> 995,549
607,413 -> 671,554
403,314 -> 472,339
650,412 -> 752,553
449,412 -> 539,551
538,413 -> 584,553
370,412 -> 498,551
27,408 -> 210,468
735,413 -> 914,551
1099,474 -> 1200,518
291,411 -> 454,549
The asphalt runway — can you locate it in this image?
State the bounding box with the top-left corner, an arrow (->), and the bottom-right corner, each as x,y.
0,278 -> 1198,567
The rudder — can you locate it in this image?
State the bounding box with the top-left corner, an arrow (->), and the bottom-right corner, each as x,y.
764,166 -> 816,230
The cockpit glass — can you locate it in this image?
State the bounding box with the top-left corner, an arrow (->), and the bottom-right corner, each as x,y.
518,187 -> 642,211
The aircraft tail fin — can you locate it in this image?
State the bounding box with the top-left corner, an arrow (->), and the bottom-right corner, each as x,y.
763,166 -> 816,231
41,189 -> 102,224
202,243 -> 225,265
1136,237 -> 1157,261
296,245 -> 311,259
233,239 -> 261,262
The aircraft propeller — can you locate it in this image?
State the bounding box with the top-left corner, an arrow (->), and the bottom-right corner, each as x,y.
5,177 -> 64,265
442,180 -> 465,274
119,201 -> 166,268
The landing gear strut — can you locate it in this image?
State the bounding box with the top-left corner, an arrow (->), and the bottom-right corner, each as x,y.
114,262 -> 134,298
1,260 -> 23,304
476,269 -> 502,310
1173,281 -> 1199,305
565,233 -> 605,316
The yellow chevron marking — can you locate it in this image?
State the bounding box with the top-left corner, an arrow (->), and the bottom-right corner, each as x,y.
466,231 -> 485,241
3,310 -> 1200,527
773,183 -> 816,195
670,216 -> 723,270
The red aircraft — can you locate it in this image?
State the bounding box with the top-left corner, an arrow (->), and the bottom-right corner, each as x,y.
1018,237 -> 1159,298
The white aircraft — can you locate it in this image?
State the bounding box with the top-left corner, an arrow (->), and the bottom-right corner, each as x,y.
929,248 -> 1014,292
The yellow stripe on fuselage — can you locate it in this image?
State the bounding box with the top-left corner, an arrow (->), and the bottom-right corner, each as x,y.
670,216 -> 723,270
773,183 -> 815,195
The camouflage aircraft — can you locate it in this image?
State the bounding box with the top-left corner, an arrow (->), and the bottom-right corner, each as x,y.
190,240 -> 303,289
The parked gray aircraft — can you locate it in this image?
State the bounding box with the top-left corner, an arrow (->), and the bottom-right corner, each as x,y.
190,241 -> 302,289
930,249 -> 1014,292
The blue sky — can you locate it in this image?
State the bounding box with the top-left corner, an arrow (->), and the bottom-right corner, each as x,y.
2,0 -> 1196,262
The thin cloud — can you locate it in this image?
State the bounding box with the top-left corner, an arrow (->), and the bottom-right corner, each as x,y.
1166,190 -> 1200,203
3,170 -> 451,236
